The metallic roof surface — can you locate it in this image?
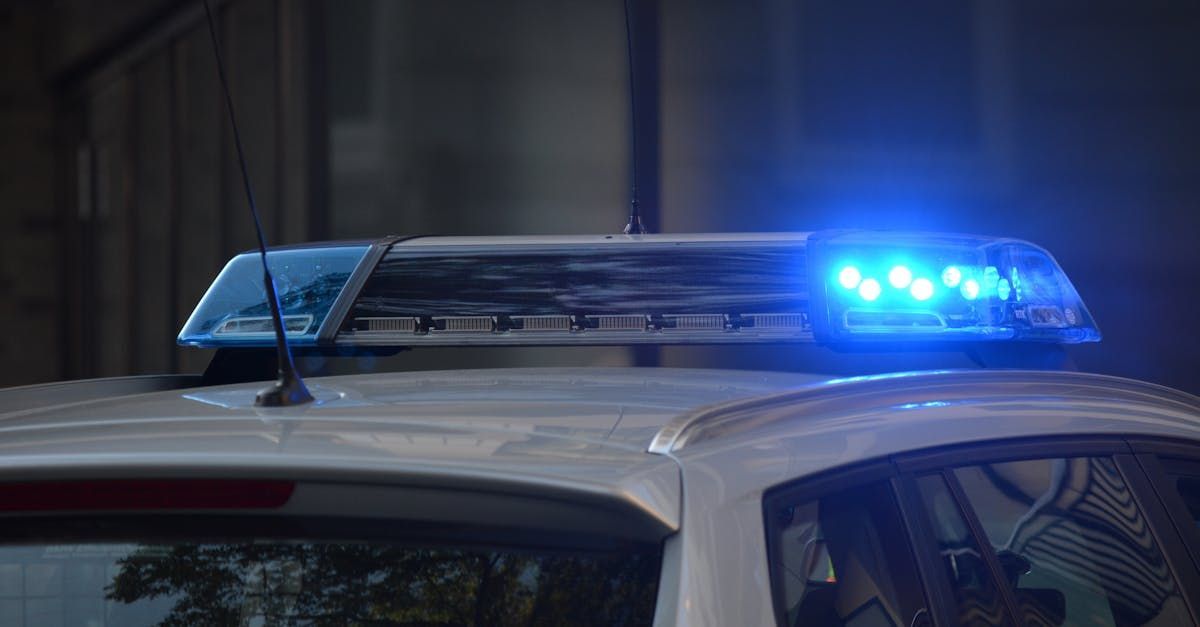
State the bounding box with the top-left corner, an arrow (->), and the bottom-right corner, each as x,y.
0,368 -> 822,529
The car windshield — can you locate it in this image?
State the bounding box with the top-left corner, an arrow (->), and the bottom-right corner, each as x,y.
0,539 -> 659,626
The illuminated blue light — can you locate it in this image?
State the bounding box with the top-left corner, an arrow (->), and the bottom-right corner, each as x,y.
941,266 -> 962,288
983,266 -> 1000,289
888,265 -> 913,289
910,278 -> 935,301
838,266 -> 862,289
961,279 -> 981,301
808,230 -> 1100,344
858,278 -> 882,301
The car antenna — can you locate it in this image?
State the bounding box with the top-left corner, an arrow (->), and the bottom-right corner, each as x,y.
202,0 -> 313,406
622,0 -> 647,235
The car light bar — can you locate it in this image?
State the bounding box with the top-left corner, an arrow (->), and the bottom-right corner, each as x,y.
807,231 -> 1099,343
178,231 -> 1099,349
178,244 -> 370,347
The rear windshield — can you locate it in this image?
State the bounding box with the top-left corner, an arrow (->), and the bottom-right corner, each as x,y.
0,539 -> 659,626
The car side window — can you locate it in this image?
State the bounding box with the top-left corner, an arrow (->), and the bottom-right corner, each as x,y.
950,456 -> 1191,627
1150,456 -> 1200,574
1166,474 -> 1200,524
767,479 -> 928,627
913,473 -> 1014,626
1158,458 -> 1200,528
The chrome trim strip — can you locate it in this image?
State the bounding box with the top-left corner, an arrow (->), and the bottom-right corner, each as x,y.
512,315 -> 572,331
433,316 -> 495,333
662,314 -> 725,330
359,317 -> 419,333
593,315 -> 648,331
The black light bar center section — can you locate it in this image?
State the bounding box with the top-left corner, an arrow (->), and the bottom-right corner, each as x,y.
338,241 -> 812,346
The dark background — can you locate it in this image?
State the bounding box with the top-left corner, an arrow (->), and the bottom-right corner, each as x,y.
1,0 -> 1197,392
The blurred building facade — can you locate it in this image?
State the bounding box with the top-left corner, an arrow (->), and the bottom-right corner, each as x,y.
1,0 -> 1197,392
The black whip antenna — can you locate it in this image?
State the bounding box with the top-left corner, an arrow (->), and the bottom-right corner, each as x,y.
622,0 -> 647,234
203,0 -> 313,406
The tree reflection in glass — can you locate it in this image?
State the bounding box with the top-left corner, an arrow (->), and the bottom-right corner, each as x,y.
87,542 -> 657,626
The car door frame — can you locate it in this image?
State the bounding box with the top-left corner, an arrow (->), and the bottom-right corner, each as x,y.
893,434 -> 1200,626
763,434 -> 1200,627
762,461 -> 925,627
1129,437 -> 1200,583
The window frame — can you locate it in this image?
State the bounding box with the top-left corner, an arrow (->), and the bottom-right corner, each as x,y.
891,470 -> 975,627
1130,437 -> 1200,587
762,461 -> 931,627
898,467 -> 1023,625
0,513 -> 667,626
762,435 -> 1200,627
894,435 -> 1200,625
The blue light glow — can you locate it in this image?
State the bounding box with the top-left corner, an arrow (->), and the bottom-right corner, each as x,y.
858,278 -> 882,301
941,266 -> 962,288
983,266 -> 1000,289
838,266 -> 862,289
809,230 -> 1100,344
888,265 -> 913,289
961,279 -> 981,300
910,278 -> 934,301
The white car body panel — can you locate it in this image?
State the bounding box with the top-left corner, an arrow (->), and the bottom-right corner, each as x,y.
659,370 -> 1200,626
0,367 -> 822,537
3,366 -> 1200,626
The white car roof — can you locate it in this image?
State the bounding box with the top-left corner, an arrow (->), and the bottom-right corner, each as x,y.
655,369 -> 1200,497
3,367 -> 1197,535
0,367 -> 823,534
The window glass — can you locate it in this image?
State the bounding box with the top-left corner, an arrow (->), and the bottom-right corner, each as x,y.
953,456 -> 1189,627
1169,475 -> 1200,525
1159,459 -> 1200,528
914,474 -> 1013,626
770,480 -> 928,627
0,540 -> 659,626
1159,457 -> 1200,574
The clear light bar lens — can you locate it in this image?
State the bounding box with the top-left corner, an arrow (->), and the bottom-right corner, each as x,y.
809,231 -> 1099,343
178,245 -> 369,347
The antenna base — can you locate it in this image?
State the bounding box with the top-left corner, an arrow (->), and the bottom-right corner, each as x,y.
623,214 -> 647,235
255,373 -> 315,407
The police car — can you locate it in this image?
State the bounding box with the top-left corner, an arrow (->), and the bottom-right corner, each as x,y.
2,231 -> 1199,626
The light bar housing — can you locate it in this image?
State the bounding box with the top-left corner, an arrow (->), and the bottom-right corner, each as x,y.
178,231 -> 1099,349
807,231 -> 1100,344
178,244 -> 370,347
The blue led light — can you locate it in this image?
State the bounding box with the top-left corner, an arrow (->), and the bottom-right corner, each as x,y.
838,266 -> 862,289
983,266 -> 1000,289
961,279 -> 981,300
910,278 -> 934,301
997,278 -> 1012,301
858,278 -> 882,301
941,266 -> 962,288
808,230 -> 1100,344
888,265 -> 913,289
